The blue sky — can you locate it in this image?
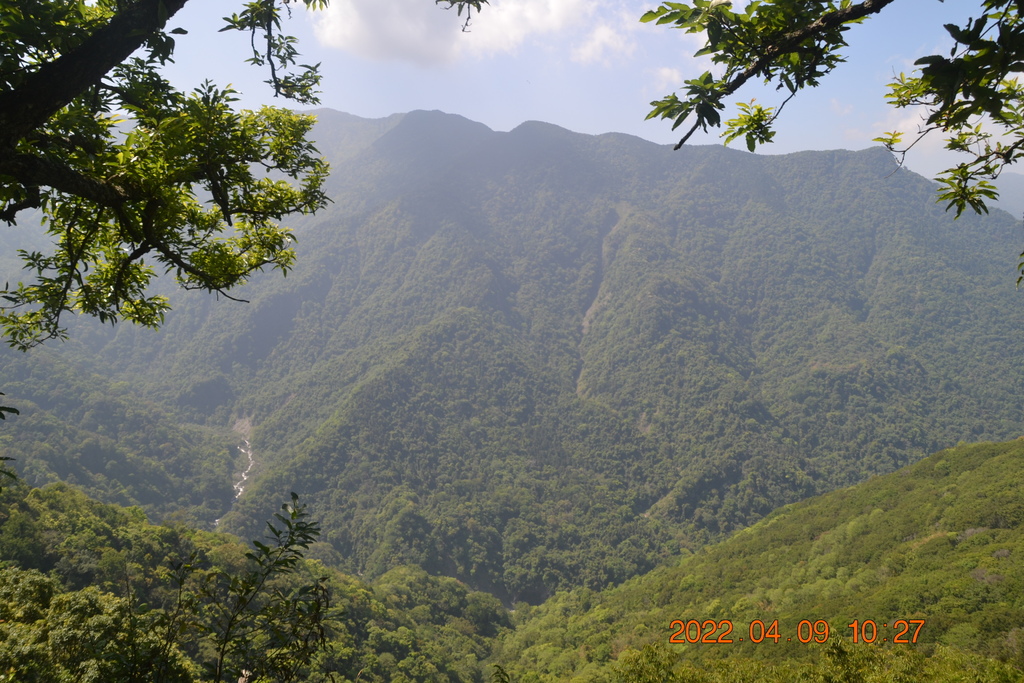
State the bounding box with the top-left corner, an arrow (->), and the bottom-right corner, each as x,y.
162,0 -> 982,179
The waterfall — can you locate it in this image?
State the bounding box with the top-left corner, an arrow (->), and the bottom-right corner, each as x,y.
233,439 -> 256,499
214,438 -> 256,528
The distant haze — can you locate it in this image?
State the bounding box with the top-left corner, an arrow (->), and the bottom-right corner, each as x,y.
5,109 -> 1024,605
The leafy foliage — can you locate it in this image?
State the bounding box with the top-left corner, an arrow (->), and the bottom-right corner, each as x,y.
642,0 -> 885,147
643,0 -> 1024,231
179,493 -> 331,682
878,2 -> 1024,222
494,439 -> 1024,680
0,488 -> 334,682
0,0 -> 338,349
13,111 -> 1024,607
611,639 -> 1021,683
0,482 -> 511,682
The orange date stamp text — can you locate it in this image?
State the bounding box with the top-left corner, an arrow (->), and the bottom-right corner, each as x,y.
668,619 -> 925,645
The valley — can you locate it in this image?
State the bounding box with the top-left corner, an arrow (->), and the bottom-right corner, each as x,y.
2,109 -> 1023,681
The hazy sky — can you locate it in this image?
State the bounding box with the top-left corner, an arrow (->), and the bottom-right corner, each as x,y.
162,0 -> 982,179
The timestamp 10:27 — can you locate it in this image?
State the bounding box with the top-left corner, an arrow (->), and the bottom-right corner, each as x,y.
669,619 -> 926,645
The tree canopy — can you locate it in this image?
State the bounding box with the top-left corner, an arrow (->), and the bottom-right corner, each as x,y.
0,0 -> 485,486
0,0 -> 330,349
0,0 -> 485,350
643,0 -> 1024,230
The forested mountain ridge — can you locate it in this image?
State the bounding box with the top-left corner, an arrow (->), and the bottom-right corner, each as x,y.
3,430 -> 1023,680
3,109 -> 1024,605
0,345 -> 237,523
0,482 -> 508,682
494,438 -> 1024,681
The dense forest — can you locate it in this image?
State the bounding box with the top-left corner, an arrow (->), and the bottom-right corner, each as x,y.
0,482 -> 507,681
495,438 -> 1024,680
2,428 -> 1022,679
2,110 -> 1024,680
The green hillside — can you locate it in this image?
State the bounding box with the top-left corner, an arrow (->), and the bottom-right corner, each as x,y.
494,439 -> 1024,681
0,345 -> 237,523
0,481 -> 508,682
4,436 -> 1021,680
3,110 -> 1024,605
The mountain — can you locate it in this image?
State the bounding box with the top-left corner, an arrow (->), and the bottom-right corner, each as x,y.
3,109 -> 1024,605
495,438 -> 1024,680
0,344 -> 236,522
993,171 -> 1024,219
0,481 -> 508,682
3,436 -> 1023,680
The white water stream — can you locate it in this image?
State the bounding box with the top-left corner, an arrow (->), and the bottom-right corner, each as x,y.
214,438 -> 256,528
233,439 -> 256,499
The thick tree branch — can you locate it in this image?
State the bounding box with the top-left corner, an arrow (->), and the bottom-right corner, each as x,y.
0,186 -> 41,225
0,0 -> 190,146
112,242 -> 154,299
0,153 -> 140,206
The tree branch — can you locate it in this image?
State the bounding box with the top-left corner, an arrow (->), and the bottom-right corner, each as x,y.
112,242 -> 154,300
0,186 -> 41,225
145,229 -> 252,303
0,153 -> 140,206
674,0 -> 900,149
0,0 -> 190,146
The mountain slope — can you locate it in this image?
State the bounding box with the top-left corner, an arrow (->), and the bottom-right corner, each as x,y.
0,482 -> 509,682
496,438 -> 1024,680
0,345 -> 236,522
4,109 -> 1024,603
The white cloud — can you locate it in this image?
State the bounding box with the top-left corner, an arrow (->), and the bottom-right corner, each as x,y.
312,0 -> 463,65
313,0 -> 590,65
465,0 -> 590,54
572,23 -> 634,65
830,99 -> 854,116
651,66 -> 683,92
